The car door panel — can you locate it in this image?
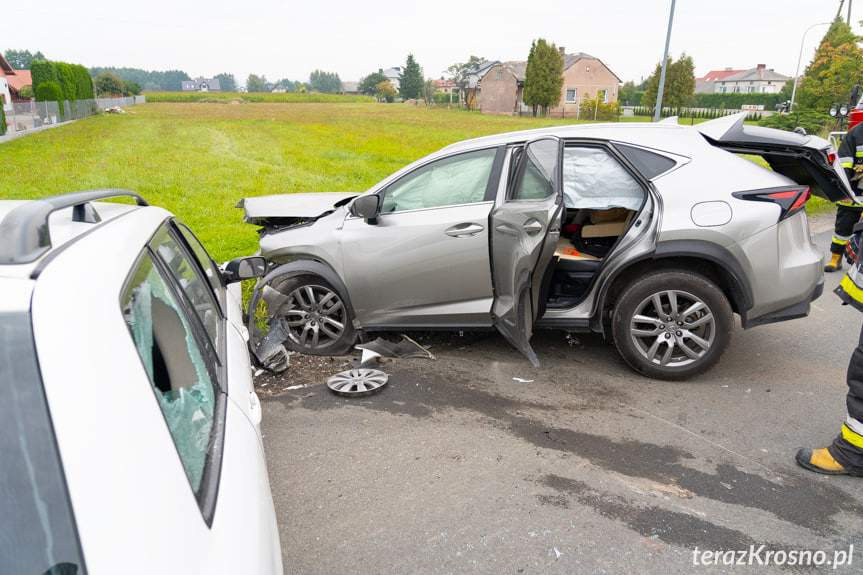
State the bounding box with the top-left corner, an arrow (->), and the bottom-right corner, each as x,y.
340,202 -> 495,327
490,138 -> 563,366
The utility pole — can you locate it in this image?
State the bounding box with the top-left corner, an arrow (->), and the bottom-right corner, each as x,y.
653,0 -> 676,122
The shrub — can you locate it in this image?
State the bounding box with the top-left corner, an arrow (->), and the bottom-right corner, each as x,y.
30,60 -> 58,96
579,98 -> 619,121
36,81 -> 64,116
0,105 -> 6,136
758,110 -> 835,136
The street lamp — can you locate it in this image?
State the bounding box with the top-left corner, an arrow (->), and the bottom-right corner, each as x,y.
790,22 -> 830,112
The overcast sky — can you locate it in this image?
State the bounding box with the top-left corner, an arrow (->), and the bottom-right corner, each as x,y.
5,0 -> 862,86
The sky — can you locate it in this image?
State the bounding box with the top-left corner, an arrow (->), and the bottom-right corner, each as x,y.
4,0 -> 863,87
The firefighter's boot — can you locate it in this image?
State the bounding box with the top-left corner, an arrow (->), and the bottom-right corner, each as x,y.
825,253 -> 844,272
795,447 -> 849,475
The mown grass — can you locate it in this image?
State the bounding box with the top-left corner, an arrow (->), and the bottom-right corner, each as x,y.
0,102 -> 836,261
0,103 -> 571,261
144,91 -> 376,104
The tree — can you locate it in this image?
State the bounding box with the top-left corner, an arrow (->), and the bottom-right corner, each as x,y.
30,60 -> 58,97
94,72 -> 125,96
4,49 -> 45,69
246,74 -> 267,92
664,52 -> 695,108
523,38 -> 564,117
123,81 -> 142,96
56,62 -> 76,101
375,80 -> 397,103
399,54 -> 424,100
215,72 -> 237,92
73,65 -> 94,100
641,53 -> 696,111
309,70 -> 341,93
797,16 -> 863,111
422,80 -> 437,105
446,55 -> 486,107
359,72 -> 388,96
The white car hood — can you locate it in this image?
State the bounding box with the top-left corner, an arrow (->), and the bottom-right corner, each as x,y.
239,192 -> 357,226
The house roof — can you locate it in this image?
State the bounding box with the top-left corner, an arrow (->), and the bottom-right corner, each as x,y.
696,69 -> 745,82
7,70 -> 32,92
0,52 -> 33,92
719,66 -> 789,84
480,53 -> 621,84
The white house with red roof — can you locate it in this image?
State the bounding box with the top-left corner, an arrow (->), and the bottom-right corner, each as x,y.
695,68 -> 745,93
0,52 -> 33,111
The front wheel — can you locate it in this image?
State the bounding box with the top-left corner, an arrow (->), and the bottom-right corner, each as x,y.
270,275 -> 356,355
612,270 -> 732,380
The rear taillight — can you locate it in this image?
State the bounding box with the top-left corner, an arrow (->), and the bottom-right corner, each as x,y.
732,186 -> 811,222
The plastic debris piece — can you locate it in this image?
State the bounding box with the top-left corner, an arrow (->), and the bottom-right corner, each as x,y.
261,284 -> 289,314
513,377 -> 534,383
354,335 -> 435,361
253,316 -> 291,372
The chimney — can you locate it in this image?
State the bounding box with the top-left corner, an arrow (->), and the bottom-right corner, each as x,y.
559,46 -> 566,55
757,64 -> 766,70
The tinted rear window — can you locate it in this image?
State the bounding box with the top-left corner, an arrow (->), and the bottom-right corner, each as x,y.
614,143 -> 677,179
0,312 -> 86,574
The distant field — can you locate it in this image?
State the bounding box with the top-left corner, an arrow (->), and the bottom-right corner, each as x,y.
0,102 -> 833,261
0,102 -> 572,260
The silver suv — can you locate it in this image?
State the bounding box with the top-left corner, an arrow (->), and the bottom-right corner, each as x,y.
241,114 -> 854,380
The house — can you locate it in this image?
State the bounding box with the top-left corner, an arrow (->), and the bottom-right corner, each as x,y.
181,77 -> 221,92
341,81 -> 359,95
0,52 -> 33,111
479,50 -> 620,118
695,68 -> 745,93
462,60 -> 499,110
378,67 -> 402,91
711,64 -> 789,94
270,85 -> 288,93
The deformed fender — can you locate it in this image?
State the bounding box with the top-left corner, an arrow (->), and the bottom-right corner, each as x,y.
246,260 -> 359,347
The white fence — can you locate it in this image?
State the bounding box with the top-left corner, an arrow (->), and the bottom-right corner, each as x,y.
4,95 -> 145,134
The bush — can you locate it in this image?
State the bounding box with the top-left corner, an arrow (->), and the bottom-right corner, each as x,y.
579,98 -> 619,121
758,110 -> 835,136
36,81 -> 64,116
0,105 -> 6,136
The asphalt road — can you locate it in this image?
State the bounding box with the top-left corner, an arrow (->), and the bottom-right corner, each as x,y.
262,220 -> 863,574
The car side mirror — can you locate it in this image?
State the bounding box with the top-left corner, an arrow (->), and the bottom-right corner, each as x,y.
223,256 -> 267,284
350,194 -> 381,225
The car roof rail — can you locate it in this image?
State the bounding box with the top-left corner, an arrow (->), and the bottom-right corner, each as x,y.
0,189 -> 149,265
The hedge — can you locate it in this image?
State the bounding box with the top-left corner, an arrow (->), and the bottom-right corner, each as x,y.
36,81 -> 64,116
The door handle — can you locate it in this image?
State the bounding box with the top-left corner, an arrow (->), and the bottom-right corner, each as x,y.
523,219 -> 543,235
445,223 -> 485,237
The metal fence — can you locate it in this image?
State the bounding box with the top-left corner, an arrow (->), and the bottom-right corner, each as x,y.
4,95 -> 145,134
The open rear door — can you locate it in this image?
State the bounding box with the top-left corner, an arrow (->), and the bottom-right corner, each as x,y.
490,137 -> 563,366
697,112 -> 855,203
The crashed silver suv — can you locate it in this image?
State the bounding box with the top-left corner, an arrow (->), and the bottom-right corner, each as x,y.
241,113 -> 854,380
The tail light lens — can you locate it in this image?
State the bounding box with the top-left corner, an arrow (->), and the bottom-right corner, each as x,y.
732,186 -> 811,222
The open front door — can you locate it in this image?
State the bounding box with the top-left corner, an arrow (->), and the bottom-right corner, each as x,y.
490,137 -> 563,366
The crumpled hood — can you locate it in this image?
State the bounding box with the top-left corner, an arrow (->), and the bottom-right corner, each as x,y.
238,192 -> 357,227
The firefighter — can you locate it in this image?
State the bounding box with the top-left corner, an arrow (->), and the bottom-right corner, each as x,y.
825,121 -> 863,272
796,228 -> 863,476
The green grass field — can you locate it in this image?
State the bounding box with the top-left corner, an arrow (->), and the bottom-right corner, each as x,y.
0,102 -> 833,261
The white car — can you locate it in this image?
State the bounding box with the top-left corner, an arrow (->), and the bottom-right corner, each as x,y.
0,190 -> 283,574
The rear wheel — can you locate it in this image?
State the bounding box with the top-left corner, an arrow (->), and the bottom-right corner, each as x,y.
612,270 -> 732,380
270,275 -> 355,355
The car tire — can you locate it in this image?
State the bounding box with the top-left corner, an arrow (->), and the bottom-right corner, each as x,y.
612,270 -> 732,380
270,275 -> 355,355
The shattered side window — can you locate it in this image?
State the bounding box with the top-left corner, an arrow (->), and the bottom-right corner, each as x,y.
123,252 -> 218,495
152,228 -> 222,356
380,148 -> 497,213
